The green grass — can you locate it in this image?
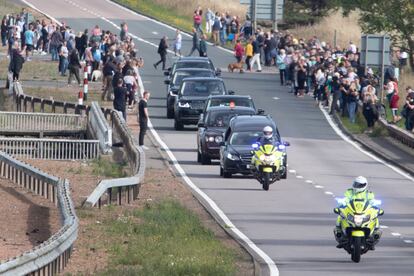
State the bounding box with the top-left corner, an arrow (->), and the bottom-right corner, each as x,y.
384,106 -> 406,129
99,200 -> 236,275
339,110 -> 389,137
114,0 -> 193,33
92,157 -> 127,178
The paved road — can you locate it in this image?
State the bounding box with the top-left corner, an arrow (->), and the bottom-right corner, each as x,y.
22,0 -> 414,275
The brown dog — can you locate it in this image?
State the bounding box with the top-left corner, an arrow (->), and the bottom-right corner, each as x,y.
228,61 -> 244,73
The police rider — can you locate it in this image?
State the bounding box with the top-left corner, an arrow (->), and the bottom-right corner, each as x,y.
257,126 -> 275,145
334,176 -> 381,249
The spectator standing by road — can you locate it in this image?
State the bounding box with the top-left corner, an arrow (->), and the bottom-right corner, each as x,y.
102,56 -> 116,101
193,10 -> 203,34
188,28 -> 200,56
276,49 -> 286,85
59,41 -> 69,76
113,78 -> 127,120
211,14 -> 221,46
390,88 -> 401,124
205,9 -> 213,34
362,85 -> 378,133
173,29 -> 182,56
9,41 -> 25,81
199,34 -> 207,57
138,91 -> 150,148
347,81 -> 359,124
24,23 -> 34,61
153,36 -> 168,70
50,26 -> 62,61
402,90 -> 414,131
1,16 -> 8,47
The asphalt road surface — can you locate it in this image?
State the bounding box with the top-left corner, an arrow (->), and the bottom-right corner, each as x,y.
21,0 -> 414,275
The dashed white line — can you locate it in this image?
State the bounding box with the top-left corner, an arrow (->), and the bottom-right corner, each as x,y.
391,232 -> 401,237
403,240 -> 413,244
272,97 -> 280,100
296,175 -> 303,179
305,180 -> 313,184
314,185 -> 324,189
288,169 -> 296,174
324,191 -> 333,195
380,225 -> 389,229
152,31 -> 158,35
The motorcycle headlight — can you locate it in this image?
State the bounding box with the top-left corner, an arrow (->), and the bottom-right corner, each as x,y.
353,214 -> 365,227
277,144 -> 286,150
227,153 -> 238,161
259,155 -> 265,161
178,101 -> 190,108
215,136 -> 223,143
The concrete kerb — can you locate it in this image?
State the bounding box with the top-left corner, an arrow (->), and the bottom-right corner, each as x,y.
331,112 -> 414,177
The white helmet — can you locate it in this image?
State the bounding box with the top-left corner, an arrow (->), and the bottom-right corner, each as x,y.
353,176 -> 368,193
263,126 -> 273,139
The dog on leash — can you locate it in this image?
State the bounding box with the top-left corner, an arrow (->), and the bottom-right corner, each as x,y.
91,70 -> 102,81
228,61 -> 244,73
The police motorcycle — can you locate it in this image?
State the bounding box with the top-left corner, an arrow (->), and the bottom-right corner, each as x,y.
250,142 -> 288,191
333,196 -> 384,263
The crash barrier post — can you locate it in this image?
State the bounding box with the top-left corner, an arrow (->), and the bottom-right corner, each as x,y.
0,111 -> 87,134
84,110 -> 145,208
0,137 -> 100,160
83,66 -> 88,101
0,151 -> 78,275
88,102 -> 112,154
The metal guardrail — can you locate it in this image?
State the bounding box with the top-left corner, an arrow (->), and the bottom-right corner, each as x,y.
0,111 -> 86,133
378,118 -> 414,149
0,151 -> 78,275
88,102 -> 112,154
84,111 -> 145,208
0,137 -> 100,160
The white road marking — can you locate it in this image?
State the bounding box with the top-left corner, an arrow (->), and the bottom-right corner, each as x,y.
325,191 -> 333,195
272,97 -> 280,100
305,180 -> 313,184
152,31 -> 158,35
314,185 -> 324,189
403,240 -> 413,244
23,0 -> 276,274
380,225 -> 389,229
319,106 -> 414,183
296,175 -> 303,179
289,169 -> 296,174
391,232 -> 401,237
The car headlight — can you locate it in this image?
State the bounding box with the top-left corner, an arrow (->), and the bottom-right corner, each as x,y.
178,101 -> 190,108
215,136 -> 223,143
206,136 -> 215,142
227,153 -> 238,161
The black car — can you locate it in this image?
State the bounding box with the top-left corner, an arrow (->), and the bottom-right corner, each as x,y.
165,68 -> 215,118
197,106 -> 257,164
219,115 -> 287,178
165,57 -> 221,78
174,77 -> 227,130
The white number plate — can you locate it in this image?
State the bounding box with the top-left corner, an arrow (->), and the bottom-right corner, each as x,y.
246,164 -> 250,169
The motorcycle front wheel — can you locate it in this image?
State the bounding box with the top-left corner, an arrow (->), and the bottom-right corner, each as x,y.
262,172 -> 270,191
351,237 -> 362,263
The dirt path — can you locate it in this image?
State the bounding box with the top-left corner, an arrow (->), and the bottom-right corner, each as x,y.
0,177 -> 60,261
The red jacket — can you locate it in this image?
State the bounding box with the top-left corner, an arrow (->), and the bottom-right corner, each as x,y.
390,93 -> 399,109
234,43 -> 244,57
193,14 -> 202,24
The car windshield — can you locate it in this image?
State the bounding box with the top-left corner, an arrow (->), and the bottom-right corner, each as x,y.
176,61 -> 212,70
229,131 -> 262,145
208,98 -> 254,109
181,80 -> 226,96
207,110 -> 254,127
172,71 -> 213,86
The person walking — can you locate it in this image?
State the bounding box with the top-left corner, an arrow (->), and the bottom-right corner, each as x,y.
67,49 -> 81,85
245,38 -> 253,72
173,29 -> 182,56
234,39 -> 244,63
199,34 -> 207,57
250,35 -> 262,72
113,78 -> 127,120
138,91 -> 150,148
153,36 -> 168,70
187,28 -> 200,56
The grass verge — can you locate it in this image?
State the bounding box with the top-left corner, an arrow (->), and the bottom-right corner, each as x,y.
338,110 -> 388,137
97,200 -> 237,275
91,157 -> 127,178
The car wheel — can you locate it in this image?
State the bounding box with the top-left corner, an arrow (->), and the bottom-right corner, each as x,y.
223,170 -> 232,178
174,119 -> 184,130
167,107 -> 174,118
201,153 -> 211,165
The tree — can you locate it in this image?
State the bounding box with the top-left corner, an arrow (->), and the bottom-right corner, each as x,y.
283,0 -> 340,27
341,0 -> 414,70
